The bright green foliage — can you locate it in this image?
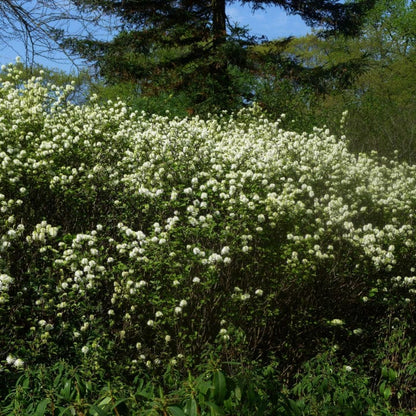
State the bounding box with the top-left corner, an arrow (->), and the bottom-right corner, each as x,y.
342,0 -> 416,161
280,347 -> 416,416
1,63 -> 416,413
280,0 -> 416,161
3,350 -> 416,414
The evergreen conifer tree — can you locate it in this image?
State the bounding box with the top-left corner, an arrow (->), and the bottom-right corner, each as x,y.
67,0 -> 376,112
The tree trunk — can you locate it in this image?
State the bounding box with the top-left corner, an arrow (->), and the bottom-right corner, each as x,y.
210,0 -> 230,107
212,0 -> 226,48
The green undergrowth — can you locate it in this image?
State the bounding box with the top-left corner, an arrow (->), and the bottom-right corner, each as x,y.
3,339 -> 416,415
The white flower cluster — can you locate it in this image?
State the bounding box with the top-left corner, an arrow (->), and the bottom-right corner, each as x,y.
27,220 -> 58,244
5,354 -> 24,368
0,273 -> 13,303
1,63 -> 416,373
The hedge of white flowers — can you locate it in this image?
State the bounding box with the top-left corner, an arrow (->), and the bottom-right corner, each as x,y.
1,62 -> 415,377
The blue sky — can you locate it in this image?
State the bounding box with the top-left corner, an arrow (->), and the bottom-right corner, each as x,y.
228,3 -> 309,40
0,3 -> 310,72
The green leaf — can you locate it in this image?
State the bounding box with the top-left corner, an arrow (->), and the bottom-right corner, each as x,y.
167,406 -> 186,416
21,375 -> 30,390
60,379 -> 73,401
184,398 -> 198,416
89,404 -> 110,416
246,382 -> 256,404
383,385 -> 392,400
234,385 -> 242,401
369,287 -> 378,297
97,396 -> 112,407
34,398 -> 50,416
57,406 -> 77,416
204,400 -> 224,416
379,381 -> 391,400
196,379 -> 211,395
388,368 -> 397,382
213,370 -> 226,404
54,367 -> 64,388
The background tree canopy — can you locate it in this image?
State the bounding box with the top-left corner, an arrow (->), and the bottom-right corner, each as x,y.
64,0 -> 376,113
282,0 -> 416,160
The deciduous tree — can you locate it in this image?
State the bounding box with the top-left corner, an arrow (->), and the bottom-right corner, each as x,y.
281,0 -> 416,160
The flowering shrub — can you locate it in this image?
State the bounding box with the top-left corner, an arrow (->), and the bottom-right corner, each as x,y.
0,62 -> 416,395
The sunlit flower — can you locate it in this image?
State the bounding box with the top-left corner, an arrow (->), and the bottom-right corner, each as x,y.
13,358 -> 24,368
6,355 -> 15,365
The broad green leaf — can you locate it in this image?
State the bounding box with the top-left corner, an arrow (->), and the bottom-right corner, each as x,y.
89,404 -> 110,416
97,396 -> 112,407
213,370 -> 226,404
388,368 -> 397,382
60,380 -> 73,401
184,398 -> 198,416
34,398 -> 50,416
167,406 -> 186,416
22,375 -> 30,390
383,385 -> 392,400
204,400 -> 224,416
